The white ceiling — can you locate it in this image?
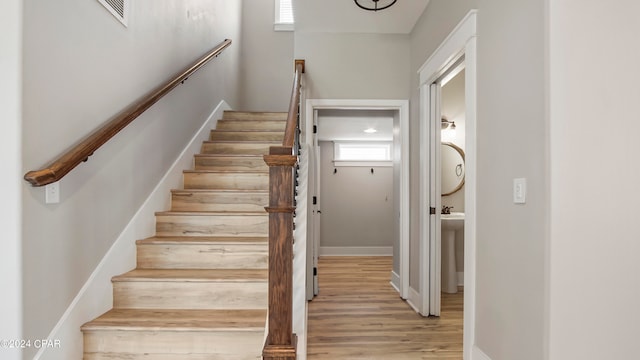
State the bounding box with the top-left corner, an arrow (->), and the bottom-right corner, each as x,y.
294,0 -> 430,34
317,109 -> 394,141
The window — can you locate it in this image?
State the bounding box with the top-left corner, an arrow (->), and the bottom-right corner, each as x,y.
333,142 -> 393,167
274,0 -> 294,31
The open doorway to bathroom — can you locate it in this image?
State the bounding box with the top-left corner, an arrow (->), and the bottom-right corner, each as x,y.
418,10 -> 477,360
441,69 -> 466,297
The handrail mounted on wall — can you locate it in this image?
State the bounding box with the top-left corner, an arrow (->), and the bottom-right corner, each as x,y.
24,39 -> 232,187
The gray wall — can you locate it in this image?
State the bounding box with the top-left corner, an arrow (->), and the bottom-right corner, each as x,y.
475,1 -> 547,359
411,1 -> 547,359
294,32 -> 410,100
319,142 -> 394,250
1,0 -> 23,358
549,1 -> 640,359
21,1 -> 242,357
239,0 -> 294,111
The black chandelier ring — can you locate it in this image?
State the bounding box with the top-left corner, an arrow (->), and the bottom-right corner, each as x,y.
354,0 -> 398,12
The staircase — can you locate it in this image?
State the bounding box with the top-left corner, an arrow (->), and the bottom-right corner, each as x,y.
81,111 -> 287,359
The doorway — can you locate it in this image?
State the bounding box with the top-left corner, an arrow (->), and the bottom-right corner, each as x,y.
304,99 -> 410,300
418,10 -> 477,360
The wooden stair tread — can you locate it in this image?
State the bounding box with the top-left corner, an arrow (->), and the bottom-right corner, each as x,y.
194,154 -> 265,158
211,130 -> 284,133
215,119 -> 288,125
183,170 -> 268,174
136,236 -> 268,245
171,189 -> 268,193
202,140 -> 281,144
155,211 -> 266,216
113,269 -> 268,282
82,309 -> 267,331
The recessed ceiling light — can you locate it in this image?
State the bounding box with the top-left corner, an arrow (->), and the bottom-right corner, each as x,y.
364,128 -> 377,134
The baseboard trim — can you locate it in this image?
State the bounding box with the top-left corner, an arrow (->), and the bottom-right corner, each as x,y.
390,270 -> 400,294
319,246 -> 392,256
34,101 -> 231,360
472,345 -> 492,360
458,271 -> 464,286
406,286 -> 421,314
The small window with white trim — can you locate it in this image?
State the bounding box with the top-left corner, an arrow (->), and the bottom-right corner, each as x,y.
333,142 -> 393,167
274,0 -> 294,31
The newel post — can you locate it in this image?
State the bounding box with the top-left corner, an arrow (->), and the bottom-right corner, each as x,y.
262,146 -> 297,360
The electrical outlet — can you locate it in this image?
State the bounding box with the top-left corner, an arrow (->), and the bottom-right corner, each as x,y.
45,182 -> 60,204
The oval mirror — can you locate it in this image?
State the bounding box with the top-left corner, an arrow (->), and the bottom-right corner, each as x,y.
441,142 -> 465,196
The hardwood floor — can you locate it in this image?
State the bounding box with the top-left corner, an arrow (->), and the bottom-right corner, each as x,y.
307,257 -> 463,359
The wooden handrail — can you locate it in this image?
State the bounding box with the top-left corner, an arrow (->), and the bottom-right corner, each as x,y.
24,39 -> 233,187
282,60 -> 305,149
262,59 -> 305,360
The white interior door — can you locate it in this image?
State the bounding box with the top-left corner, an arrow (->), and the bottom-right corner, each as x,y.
429,82 -> 442,316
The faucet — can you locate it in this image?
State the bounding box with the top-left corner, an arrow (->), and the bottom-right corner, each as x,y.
442,206 -> 454,215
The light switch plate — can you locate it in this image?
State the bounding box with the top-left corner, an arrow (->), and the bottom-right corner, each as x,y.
513,178 -> 526,204
46,182 -> 60,204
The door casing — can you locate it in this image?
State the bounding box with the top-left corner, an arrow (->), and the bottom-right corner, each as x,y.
304,99 -> 410,299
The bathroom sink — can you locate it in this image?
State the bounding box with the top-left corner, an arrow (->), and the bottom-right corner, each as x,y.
442,212 -> 464,230
441,212 -> 465,294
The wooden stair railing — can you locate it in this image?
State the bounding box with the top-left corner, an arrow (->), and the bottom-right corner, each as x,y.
24,39 -> 232,187
263,59 -> 305,360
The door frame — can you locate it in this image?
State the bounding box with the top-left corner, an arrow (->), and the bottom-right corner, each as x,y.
304,99 -> 410,299
418,10 -> 477,360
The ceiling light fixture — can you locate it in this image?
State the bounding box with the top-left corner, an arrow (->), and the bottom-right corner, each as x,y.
364,128 -> 378,134
354,0 -> 397,12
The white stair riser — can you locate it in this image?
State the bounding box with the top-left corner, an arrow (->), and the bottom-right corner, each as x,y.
113,281 -> 268,310
156,214 -> 268,237
137,244 -> 268,270
183,173 -> 268,190
84,330 -> 263,356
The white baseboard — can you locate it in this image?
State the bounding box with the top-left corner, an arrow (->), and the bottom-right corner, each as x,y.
472,345 -> 492,360
35,101 -> 231,360
406,286 -> 421,314
458,271 -> 465,286
390,270 -> 400,293
319,246 -> 393,256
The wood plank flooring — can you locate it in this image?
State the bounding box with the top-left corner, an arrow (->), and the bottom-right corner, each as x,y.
307,257 -> 463,359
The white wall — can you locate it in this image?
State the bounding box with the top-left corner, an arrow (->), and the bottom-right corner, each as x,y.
319,142 -> 394,254
239,0 -> 294,111
549,1 -> 640,359
0,0 -> 23,358
21,1 -> 242,358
